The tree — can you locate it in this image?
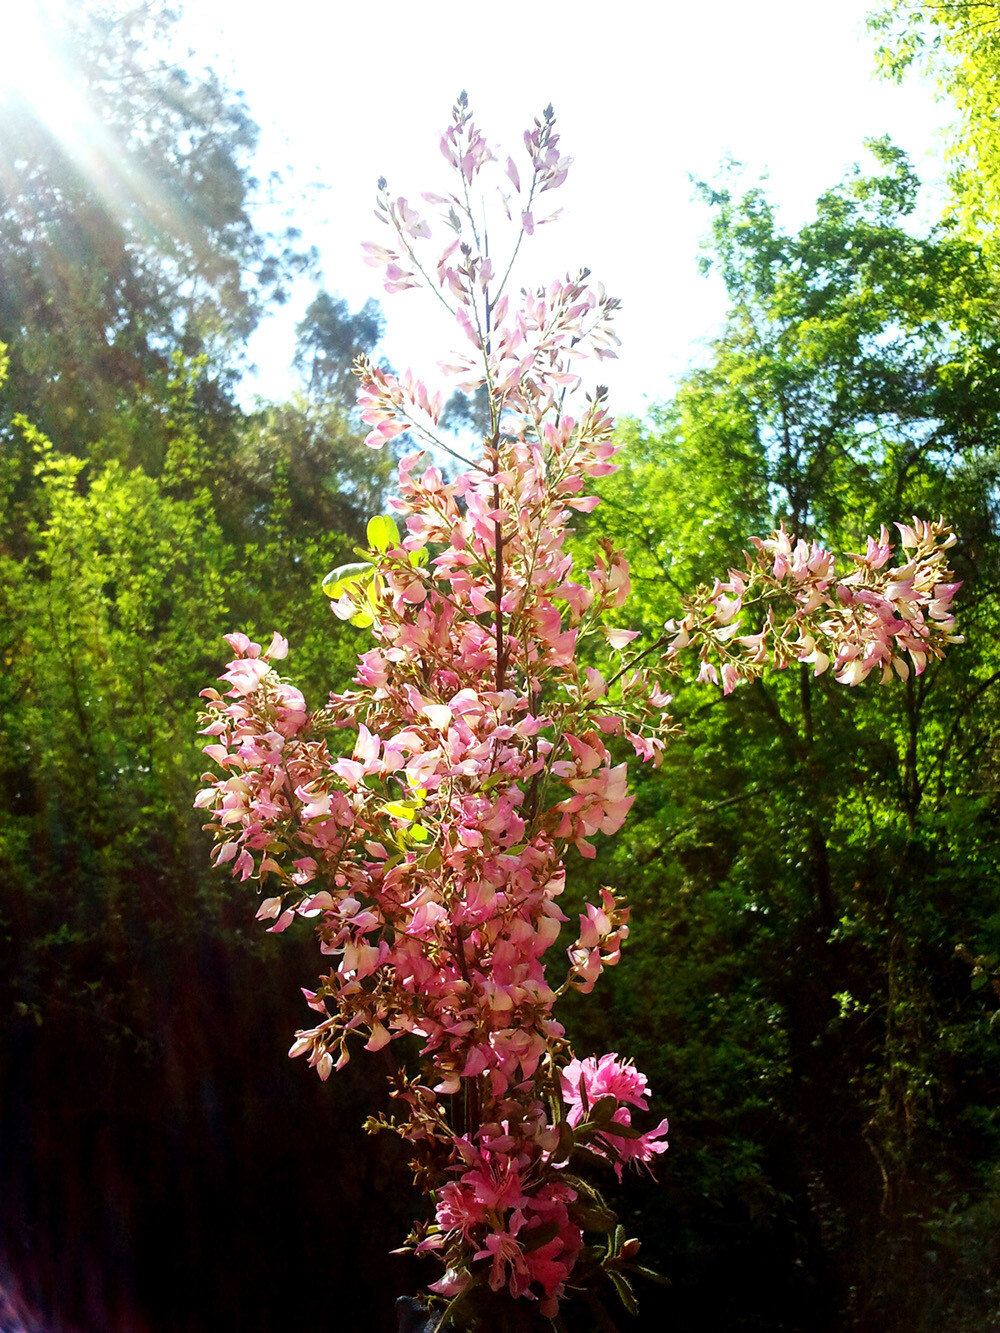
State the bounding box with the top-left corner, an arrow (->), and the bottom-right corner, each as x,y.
0,0 -> 313,446
0,345 -> 403,1332
293,290 -> 384,404
871,2 -> 1000,248
0,10 -> 408,1327
576,142 -> 1000,1330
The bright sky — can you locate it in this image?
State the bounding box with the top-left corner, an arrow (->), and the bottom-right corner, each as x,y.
14,0 -> 954,416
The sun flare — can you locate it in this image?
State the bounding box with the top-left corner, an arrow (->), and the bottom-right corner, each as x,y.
2,1 -> 88,144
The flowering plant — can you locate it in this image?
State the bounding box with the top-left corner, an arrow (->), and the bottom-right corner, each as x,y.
196,96 -> 961,1329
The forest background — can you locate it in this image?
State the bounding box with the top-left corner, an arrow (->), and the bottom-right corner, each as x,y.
0,2 -> 998,1331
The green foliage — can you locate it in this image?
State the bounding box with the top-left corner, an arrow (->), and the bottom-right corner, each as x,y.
0,4 -> 398,1317
222,394 -> 393,693
0,348 -> 388,1015
567,146 -> 1000,1330
871,2 -> 1000,250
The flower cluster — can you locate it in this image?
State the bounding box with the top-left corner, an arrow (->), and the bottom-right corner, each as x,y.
671,520 -> 962,696
423,1136 -> 583,1315
560,1054 -> 670,1181
196,99 -> 961,1325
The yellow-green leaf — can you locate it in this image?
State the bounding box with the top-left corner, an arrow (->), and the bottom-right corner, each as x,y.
367,514 -> 401,552
382,802 -> 416,822
321,561 -> 372,599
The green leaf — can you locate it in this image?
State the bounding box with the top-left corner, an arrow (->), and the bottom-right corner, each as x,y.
382,802 -> 416,821
521,1220 -> 560,1252
366,514 -> 400,552
628,1264 -> 671,1286
552,1119 -> 576,1165
321,561 -> 372,599
589,1095 -> 619,1126
600,1120 -> 644,1140
571,1143 -> 617,1172
570,1201 -> 618,1233
608,1270 -> 639,1317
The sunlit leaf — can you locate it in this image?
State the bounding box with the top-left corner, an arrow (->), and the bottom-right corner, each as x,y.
382,802 -> 416,822
366,514 -> 400,552
321,561 -> 372,599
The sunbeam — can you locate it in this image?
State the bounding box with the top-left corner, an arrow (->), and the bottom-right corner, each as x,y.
3,2 -> 84,146
0,0 -> 227,376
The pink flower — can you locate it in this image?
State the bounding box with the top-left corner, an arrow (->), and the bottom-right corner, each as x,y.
604,1113 -> 670,1180
559,1055 -> 669,1180
560,1052 -> 651,1123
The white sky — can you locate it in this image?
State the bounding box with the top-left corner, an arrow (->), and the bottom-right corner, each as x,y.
23,0 -> 958,416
